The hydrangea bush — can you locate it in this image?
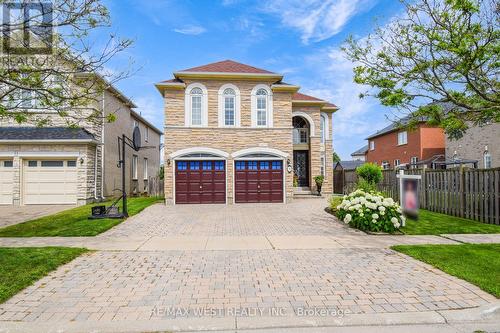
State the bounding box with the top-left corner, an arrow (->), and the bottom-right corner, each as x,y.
335,190 -> 405,233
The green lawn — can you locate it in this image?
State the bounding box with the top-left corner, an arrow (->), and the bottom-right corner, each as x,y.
401,210 -> 500,235
392,244 -> 500,298
0,197 -> 163,237
0,247 -> 87,303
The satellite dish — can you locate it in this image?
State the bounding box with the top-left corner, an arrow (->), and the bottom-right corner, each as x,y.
132,126 -> 141,151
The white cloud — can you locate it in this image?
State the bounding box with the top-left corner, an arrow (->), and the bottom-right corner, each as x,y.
263,0 -> 377,43
173,25 -> 207,35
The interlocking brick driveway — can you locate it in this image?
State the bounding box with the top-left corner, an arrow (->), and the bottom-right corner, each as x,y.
0,199 -> 496,327
104,199 -> 354,237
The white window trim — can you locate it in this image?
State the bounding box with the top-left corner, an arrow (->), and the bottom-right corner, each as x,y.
291,111 -> 316,137
143,158 -> 148,179
370,141 -> 375,150
250,84 -> 273,128
218,83 -> 241,127
170,147 -> 230,159
484,151 -> 492,168
398,131 -> 408,145
132,155 -> 138,180
394,159 -> 400,166
185,83 -> 208,127
145,127 -> 149,142
320,112 -> 329,143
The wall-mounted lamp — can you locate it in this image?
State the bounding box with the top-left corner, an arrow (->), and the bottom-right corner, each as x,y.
79,157 -> 85,165
286,158 -> 292,173
166,159 -> 171,166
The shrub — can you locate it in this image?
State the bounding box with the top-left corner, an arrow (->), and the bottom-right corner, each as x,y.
356,163 -> 383,185
314,175 -> 324,186
329,196 -> 343,213
335,189 -> 405,233
356,178 -> 377,193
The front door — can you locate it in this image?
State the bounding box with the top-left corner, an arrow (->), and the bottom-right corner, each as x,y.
293,151 -> 309,187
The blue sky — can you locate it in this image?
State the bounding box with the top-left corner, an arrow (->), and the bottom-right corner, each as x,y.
102,0 -> 404,160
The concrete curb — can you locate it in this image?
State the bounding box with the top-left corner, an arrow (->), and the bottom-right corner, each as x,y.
1,304 -> 499,333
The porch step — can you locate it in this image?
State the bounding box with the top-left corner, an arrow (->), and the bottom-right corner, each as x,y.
293,188 -> 323,198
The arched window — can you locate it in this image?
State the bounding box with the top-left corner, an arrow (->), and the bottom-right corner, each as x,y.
223,88 -> 235,126
320,113 -> 329,144
256,88 -> 267,126
251,85 -> 273,127
185,83 -> 208,127
484,151 -> 492,169
190,87 -> 203,126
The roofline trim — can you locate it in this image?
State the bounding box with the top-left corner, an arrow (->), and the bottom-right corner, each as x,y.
130,110 -> 163,135
271,84 -> 300,92
174,71 -> 283,80
0,139 -> 98,144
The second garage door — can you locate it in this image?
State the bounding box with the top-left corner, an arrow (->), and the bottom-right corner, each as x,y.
235,160 -> 283,203
0,160 -> 14,205
23,160 -> 78,205
175,160 -> 226,204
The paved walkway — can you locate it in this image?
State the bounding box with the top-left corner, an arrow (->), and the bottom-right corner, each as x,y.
0,199 -> 499,332
0,204 -> 75,228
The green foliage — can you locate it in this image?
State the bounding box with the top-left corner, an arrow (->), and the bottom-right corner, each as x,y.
159,165 -> 165,180
0,197 -> 162,237
314,175 -> 324,186
357,178 -> 377,192
329,196 -> 343,214
343,0 -> 499,138
402,209 -> 500,235
335,190 -> 404,233
356,163 -> 383,185
0,247 -> 87,304
332,152 -> 341,163
392,244 -> 500,297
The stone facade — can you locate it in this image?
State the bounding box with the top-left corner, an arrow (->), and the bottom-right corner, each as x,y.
162,76 -> 336,204
0,83 -> 162,206
445,122 -> 500,168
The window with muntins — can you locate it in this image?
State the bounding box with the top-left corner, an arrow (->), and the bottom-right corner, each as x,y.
190,88 -> 203,126
272,161 -> 282,170
223,88 -> 235,126
370,141 -> 375,150
143,158 -> 148,179
235,161 -> 245,170
256,89 -> 267,126
132,155 -> 138,180
202,161 -> 212,170
248,161 -> 258,170
398,131 -> 408,145
215,161 -> 225,170
320,116 -> 325,143
177,161 -> 188,171
260,161 -> 269,170
190,161 -> 200,170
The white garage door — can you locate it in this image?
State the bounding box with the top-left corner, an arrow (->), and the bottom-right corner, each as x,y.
0,160 -> 14,205
23,160 -> 78,205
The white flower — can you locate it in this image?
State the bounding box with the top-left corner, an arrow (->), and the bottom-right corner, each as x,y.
378,206 -> 386,212
372,213 -> 379,220
372,219 -> 377,223
391,217 -> 399,224
343,214 -> 352,224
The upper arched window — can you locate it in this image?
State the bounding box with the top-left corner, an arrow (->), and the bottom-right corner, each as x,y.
185,83 -> 208,127
190,88 -> 203,126
223,88 -> 236,126
218,84 -> 240,127
251,85 -> 273,127
256,89 -> 268,126
320,113 -> 329,144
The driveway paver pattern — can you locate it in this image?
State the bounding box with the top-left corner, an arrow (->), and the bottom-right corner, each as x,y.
0,248 -> 494,322
0,198 -> 497,329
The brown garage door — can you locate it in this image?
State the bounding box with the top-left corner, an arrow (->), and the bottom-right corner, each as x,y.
235,160 -> 283,203
175,161 -> 226,204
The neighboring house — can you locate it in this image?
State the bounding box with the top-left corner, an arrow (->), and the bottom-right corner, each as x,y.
156,60 -> 338,204
333,160 -> 364,171
0,76 -> 162,206
365,118 -> 445,169
351,145 -> 367,161
445,122 -> 500,169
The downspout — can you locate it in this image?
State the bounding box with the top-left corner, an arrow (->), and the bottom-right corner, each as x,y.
94,144 -> 98,200
101,90 -> 105,199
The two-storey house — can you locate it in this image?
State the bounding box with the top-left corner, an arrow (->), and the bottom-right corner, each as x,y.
0,74 -> 162,206
156,60 -> 337,204
365,118 -> 445,169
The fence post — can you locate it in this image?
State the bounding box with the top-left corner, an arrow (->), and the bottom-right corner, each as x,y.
421,166 -> 427,209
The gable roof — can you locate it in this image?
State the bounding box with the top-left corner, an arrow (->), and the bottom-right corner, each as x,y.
292,92 -> 324,102
178,60 -> 276,74
0,127 -> 95,142
334,160 -> 364,170
351,145 -> 368,156
365,116 -> 428,140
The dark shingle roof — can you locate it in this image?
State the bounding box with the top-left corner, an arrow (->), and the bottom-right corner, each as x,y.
0,127 -> 95,141
351,145 -> 368,156
334,160 -> 364,170
178,60 -> 276,74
